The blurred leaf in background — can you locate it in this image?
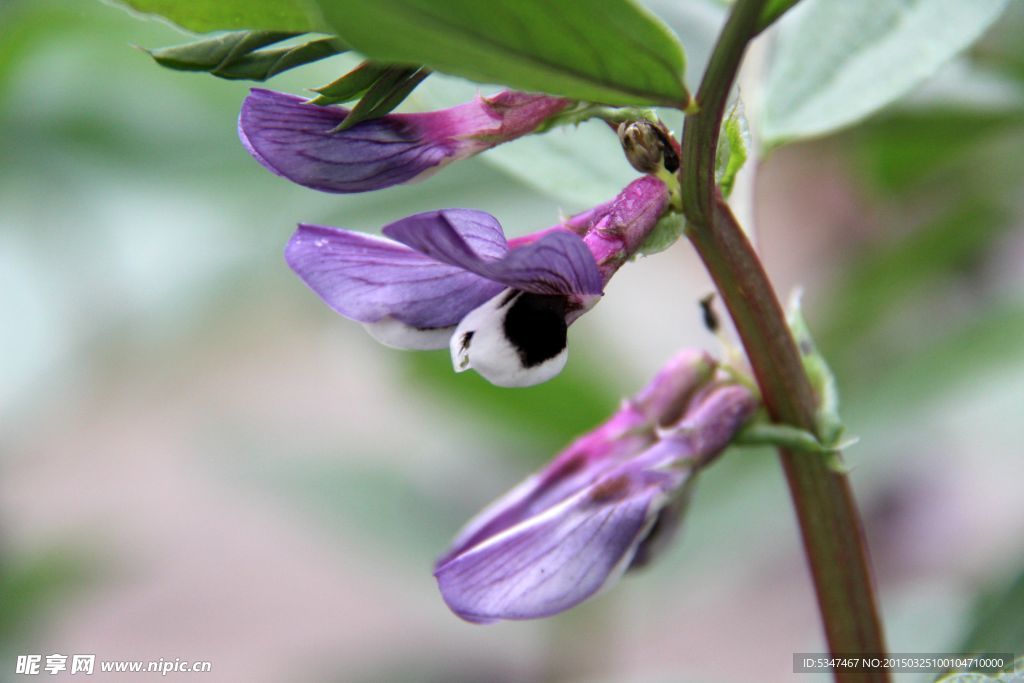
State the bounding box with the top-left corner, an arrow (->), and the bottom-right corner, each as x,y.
957,565 -> 1024,660
796,0 -> 1024,660
762,0 -> 1013,145
0,548 -> 93,652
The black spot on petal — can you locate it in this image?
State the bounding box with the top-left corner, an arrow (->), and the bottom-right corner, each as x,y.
503,293 -> 568,368
459,331 -> 474,353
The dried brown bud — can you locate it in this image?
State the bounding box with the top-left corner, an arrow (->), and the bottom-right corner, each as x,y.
616,119 -> 679,174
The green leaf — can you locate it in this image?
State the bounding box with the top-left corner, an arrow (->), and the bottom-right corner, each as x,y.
762,0 -> 1012,146
115,0 -> 322,33
147,31 -> 345,81
714,98 -> 749,199
311,60 -> 390,105
332,66 -> 429,130
311,0 -> 688,107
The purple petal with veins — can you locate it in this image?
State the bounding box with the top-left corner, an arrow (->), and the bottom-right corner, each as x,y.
239,89 -> 570,194
240,89 -> 456,193
285,222 -> 505,330
384,211 -> 603,296
435,466 -> 685,623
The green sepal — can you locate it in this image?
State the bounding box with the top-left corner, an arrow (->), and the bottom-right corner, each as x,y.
332,66 -> 430,130
146,31 -> 346,81
310,61 -> 391,105
787,290 -> 844,446
715,98 -> 750,199
637,212 -> 685,256
737,421 -> 858,454
735,291 -> 853,468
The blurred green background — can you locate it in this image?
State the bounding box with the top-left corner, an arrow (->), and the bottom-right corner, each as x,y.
1,1 -> 1022,681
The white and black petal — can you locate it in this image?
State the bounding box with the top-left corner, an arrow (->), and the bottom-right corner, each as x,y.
450,289 -> 579,388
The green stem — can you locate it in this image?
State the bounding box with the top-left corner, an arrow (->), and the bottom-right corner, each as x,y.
679,1 -> 889,679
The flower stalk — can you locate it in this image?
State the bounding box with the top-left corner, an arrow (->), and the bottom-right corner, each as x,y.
678,0 -> 890,679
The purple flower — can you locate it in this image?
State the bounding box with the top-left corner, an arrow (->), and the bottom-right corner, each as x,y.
238,89 -> 571,193
285,176 -> 669,387
434,353 -> 757,623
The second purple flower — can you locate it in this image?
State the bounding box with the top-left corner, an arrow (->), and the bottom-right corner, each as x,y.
286,176 -> 669,387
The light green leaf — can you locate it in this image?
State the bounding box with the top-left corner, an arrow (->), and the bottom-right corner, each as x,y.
312,0 -> 688,107
147,31 -> 344,81
763,0 -> 1012,146
115,0 -> 322,33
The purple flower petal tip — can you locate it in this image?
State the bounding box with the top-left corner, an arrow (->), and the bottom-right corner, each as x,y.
239,89 -> 453,193
631,348 -> 716,425
435,467 -> 683,622
239,88 -> 571,194
284,222 -> 503,340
